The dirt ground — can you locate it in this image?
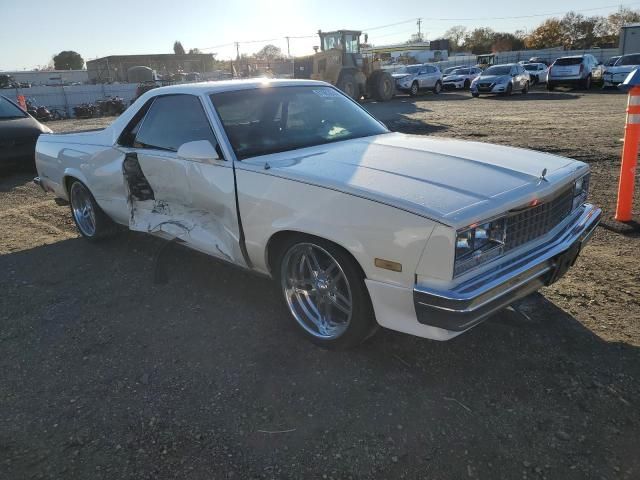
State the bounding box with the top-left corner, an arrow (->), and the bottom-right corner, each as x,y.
1,87 -> 638,480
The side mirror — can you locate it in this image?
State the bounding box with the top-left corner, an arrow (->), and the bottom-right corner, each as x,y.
177,140 -> 220,162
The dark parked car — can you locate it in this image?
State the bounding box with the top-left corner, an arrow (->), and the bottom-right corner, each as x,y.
0,95 -> 51,171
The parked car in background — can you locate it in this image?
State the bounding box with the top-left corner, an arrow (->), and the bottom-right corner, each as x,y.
547,54 -> 598,90
605,56 -> 621,67
523,63 -> 548,84
393,64 -> 443,96
33,79 -> 600,348
0,95 -> 51,171
442,67 -> 482,90
471,64 -> 530,97
442,66 -> 462,76
603,53 -> 640,88
528,57 -> 550,66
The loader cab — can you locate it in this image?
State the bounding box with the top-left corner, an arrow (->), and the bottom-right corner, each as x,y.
318,30 -> 363,69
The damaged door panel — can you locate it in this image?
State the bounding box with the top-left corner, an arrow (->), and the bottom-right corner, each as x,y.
123,150 -> 244,266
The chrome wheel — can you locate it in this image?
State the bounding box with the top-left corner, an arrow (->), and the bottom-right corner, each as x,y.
70,182 -> 96,237
410,82 -> 419,96
281,243 -> 353,340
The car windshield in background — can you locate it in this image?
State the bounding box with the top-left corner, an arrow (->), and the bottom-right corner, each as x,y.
0,97 -> 27,119
483,66 -> 511,76
451,69 -> 470,75
555,57 -> 583,66
618,54 -> 640,66
210,86 -> 388,160
524,64 -> 539,71
405,66 -> 421,74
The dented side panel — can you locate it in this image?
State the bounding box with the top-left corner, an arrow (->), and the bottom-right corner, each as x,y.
123,151 -> 244,266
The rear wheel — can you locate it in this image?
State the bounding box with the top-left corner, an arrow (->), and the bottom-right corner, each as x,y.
68,180 -> 118,241
463,79 -> 471,89
337,72 -> 358,100
409,81 -> 419,97
522,81 -> 529,94
546,82 -> 555,91
472,92 -> 480,98
274,235 -> 378,349
582,75 -> 592,90
432,81 -> 442,94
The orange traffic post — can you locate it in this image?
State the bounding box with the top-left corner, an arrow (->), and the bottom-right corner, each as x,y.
616,85 -> 640,222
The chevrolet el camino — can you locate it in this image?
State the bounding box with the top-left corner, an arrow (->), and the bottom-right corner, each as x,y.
34,79 -> 601,349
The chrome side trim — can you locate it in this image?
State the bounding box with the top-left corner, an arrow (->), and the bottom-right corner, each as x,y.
413,203 -> 601,331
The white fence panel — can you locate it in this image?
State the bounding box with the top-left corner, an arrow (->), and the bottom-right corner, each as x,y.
2,84 -> 138,117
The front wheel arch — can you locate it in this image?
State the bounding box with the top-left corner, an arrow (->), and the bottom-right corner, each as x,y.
266,230 -> 366,280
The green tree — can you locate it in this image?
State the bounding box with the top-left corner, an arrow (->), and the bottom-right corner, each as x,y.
443,25 -> 467,52
492,32 -> 525,52
188,48 -> 202,54
173,41 -> 186,55
53,51 -> 84,70
463,28 -> 496,54
525,18 -> 566,49
254,44 -> 284,61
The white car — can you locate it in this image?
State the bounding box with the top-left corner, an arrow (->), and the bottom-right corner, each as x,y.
442,67 -> 482,90
523,63 -> 548,84
34,79 -> 600,349
392,64 -> 443,96
603,53 -> 640,88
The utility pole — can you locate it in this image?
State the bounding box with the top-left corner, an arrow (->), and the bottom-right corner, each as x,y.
235,42 -> 240,61
286,36 -> 291,57
417,18 -> 422,40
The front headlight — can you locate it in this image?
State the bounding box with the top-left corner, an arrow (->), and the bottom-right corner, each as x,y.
572,173 -> 590,210
454,218 -> 507,276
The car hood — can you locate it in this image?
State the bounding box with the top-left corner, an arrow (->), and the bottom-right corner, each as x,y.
243,132 -> 586,228
476,75 -> 509,83
444,75 -> 464,81
392,73 -> 412,80
606,65 -> 639,74
0,116 -> 45,142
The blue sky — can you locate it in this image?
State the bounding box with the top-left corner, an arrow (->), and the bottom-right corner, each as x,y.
0,0 -> 633,70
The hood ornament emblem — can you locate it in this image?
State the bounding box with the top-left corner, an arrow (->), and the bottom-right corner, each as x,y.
539,168 -> 548,183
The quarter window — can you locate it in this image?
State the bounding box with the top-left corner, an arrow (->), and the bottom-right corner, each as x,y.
134,94 -> 217,152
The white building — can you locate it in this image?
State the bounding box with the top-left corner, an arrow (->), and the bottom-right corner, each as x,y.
0,70 -> 88,86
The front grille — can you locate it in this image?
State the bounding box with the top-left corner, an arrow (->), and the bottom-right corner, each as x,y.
504,187 -> 574,252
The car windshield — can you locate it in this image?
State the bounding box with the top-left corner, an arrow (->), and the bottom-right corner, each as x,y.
607,57 -> 620,66
0,97 -> 27,119
404,66 -> 421,74
449,68 -> 470,75
210,86 -> 388,160
483,65 -> 511,75
524,64 -> 539,71
618,54 -> 640,66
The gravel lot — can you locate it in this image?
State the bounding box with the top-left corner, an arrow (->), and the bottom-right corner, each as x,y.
1,87 -> 638,479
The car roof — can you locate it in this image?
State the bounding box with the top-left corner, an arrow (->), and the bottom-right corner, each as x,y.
144,78 -> 329,97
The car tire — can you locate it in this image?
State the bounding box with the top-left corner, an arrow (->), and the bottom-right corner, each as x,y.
472,92 -> 480,98
273,234 -> 378,350
522,81 -> 529,94
464,79 -> 471,89
370,71 -> 395,102
582,74 -> 592,90
504,83 -> 513,96
547,82 -> 555,91
432,81 -> 442,94
337,72 -> 359,100
68,179 -> 119,241
410,81 -> 419,97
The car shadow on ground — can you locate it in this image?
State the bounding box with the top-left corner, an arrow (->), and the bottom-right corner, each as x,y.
1,233 -> 638,479
478,91 -> 581,101
364,98 -> 449,135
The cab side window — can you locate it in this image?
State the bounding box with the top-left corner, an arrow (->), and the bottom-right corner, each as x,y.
134,94 -> 217,152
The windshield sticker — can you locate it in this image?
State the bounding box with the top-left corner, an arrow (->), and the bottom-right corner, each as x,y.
312,88 -> 342,98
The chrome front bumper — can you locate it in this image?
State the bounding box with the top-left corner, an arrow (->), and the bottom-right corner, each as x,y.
413,204 -> 601,332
